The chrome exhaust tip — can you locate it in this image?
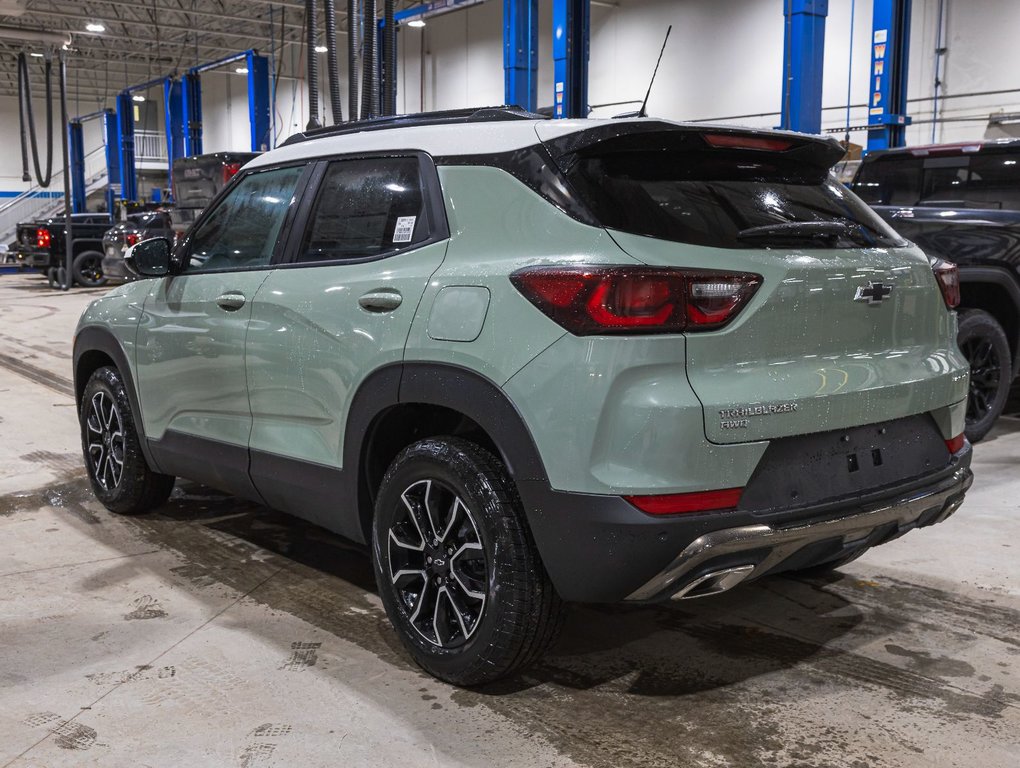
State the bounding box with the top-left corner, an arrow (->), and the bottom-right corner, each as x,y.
671,564 -> 756,600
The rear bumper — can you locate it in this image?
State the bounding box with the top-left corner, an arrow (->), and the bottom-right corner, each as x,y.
520,445 -> 972,603
626,463 -> 972,601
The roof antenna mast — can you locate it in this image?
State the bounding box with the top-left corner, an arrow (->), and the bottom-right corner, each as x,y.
638,25 -> 672,118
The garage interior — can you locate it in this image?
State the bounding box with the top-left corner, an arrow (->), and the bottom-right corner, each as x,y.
1,1 -> 1018,766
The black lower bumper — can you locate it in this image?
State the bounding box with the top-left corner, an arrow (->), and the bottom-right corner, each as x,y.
519,445 -> 972,603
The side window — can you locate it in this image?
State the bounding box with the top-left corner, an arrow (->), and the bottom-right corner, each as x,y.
185,165 -> 304,273
298,156 -> 428,263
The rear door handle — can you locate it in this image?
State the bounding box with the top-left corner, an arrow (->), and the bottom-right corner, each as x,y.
215,292 -> 246,311
358,289 -> 403,312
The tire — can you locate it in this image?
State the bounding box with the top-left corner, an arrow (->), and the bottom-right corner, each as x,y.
372,437 -> 564,686
79,366 -> 175,514
73,250 -> 107,287
958,309 -> 1012,443
46,267 -> 60,289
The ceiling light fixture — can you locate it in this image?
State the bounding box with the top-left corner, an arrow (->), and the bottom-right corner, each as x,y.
85,22 -> 105,32
235,66 -> 249,74
314,45 -> 328,53
132,94 -> 145,102
29,51 -> 43,57
407,19 -> 426,28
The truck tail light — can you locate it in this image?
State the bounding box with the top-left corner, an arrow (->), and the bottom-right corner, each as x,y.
624,488 -> 744,515
124,233 -> 140,247
945,433 -> 965,454
510,266 -> 761,335
932,259 -> 960,309
36,227 -> 51,248
222,162 -> 242,183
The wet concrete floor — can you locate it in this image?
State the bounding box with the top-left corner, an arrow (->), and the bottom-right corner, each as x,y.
0,272 -> 1018,767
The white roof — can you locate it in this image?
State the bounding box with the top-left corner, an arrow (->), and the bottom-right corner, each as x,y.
246,116 -> 831,169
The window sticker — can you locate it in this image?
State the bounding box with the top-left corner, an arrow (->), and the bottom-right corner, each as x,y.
393,216 -> 416,243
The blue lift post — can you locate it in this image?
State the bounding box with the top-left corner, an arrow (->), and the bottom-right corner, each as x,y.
780,0 -> 829,134
164,78 -> 185,201
67,109 -> 122,213
504,0 -> 538,111
183,51 -> 271,153
246,50 -> 271,151
552,0 -> 589,118
103,110 -> 121,213
68,120 -> 85,213
115,91 -> 138,203
866,0 -> 912,151
182,72 -> 203,156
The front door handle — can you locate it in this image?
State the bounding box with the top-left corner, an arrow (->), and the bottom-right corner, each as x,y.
215,292 -> 246,311
358,289 -> 403,312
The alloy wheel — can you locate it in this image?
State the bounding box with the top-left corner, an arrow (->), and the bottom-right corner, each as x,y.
387,479 -> 488,648
86,390 -> 125,490
961,336 -> 1002,424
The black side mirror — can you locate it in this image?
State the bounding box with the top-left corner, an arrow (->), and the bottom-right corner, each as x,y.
125,237 -> 172,277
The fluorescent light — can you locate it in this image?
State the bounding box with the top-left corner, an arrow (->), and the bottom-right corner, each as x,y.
85,22 -> 105,32
132,94 -> 145,102
235,66 -> 249,74
29,52 -> 43,57
407,19 -> 426,28
315,45 -> 328,53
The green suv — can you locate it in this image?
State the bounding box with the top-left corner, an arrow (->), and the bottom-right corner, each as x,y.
74,108 -> 973,685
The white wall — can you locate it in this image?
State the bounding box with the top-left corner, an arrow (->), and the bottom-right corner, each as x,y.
0,0 -> 1018,199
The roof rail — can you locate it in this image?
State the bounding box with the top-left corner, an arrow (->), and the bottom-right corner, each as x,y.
281,105 -> 548,146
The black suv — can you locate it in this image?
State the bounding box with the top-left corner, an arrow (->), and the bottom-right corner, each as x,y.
852,139 -> 1020,440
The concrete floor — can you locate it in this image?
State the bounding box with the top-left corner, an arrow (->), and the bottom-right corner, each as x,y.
0,270 -> 1017,768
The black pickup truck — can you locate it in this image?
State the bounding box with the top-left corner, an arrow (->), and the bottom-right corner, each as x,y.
13,212 -> 114,288
851,139 -> 1020,441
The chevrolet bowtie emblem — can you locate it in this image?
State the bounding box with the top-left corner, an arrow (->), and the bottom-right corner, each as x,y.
854,281 -> 894,304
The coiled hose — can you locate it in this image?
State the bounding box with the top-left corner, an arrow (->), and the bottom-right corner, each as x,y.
348,0 -> 359,120
305,0 -> 322,129
383,0 -> 395,115
360,0 -> 378,119
323,0 -> 342,123
17,52 -> 53,187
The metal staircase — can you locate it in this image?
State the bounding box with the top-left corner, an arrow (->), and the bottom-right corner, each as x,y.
0,146 -> 109,245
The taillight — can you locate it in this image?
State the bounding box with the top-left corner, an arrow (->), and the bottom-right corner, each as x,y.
932,259 -> 960,309
222,162 -> 242,182
124,233 -> 140,247
704,133 -> 794,152
510,266 -> 761,335
625,488 -> 744,515
36,228 -> 51,248
945,433 -> 965,454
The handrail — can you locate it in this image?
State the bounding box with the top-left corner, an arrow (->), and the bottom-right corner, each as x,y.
0,145 -> 107,215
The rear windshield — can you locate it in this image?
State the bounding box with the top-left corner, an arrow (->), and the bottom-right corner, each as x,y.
555,131 -> 904,249
852,150 -> 1020,210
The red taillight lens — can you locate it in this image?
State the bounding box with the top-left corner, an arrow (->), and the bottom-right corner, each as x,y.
222,162 -> 242,182
703,133 -> 794,152
124,233 -> 140,247
945,433 -> 965,454
510,266 -> 761,335
36,227 -> 51,248
932,259 -> 960,309
625,488 -> 744,515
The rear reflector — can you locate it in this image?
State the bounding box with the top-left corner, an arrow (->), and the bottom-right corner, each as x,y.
932,259 -> 960,309
625,488 -> 744,515
703,133 -> 794,152
945,434 -> 965,454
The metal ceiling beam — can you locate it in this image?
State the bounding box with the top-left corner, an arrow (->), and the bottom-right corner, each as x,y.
74,0 -> 311,30
20,8 -> 316,46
